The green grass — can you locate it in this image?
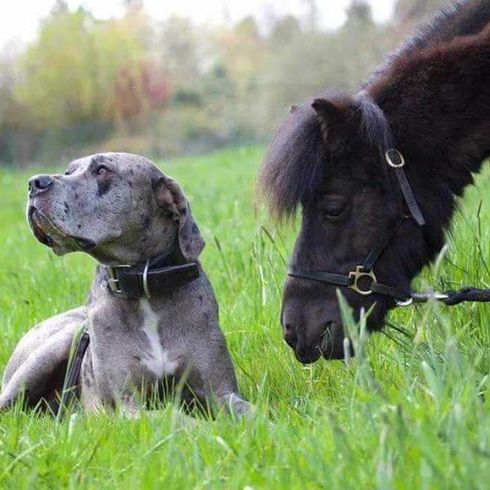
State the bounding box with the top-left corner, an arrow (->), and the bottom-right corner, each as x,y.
0,147 -> 490,489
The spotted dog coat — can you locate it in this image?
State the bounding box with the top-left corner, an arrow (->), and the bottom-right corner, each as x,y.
0,153 -> 250,417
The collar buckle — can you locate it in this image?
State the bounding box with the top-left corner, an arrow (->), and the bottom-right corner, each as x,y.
106,264 -> 131,294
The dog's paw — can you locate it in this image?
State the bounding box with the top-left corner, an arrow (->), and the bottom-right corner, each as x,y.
223,393 -> 255,419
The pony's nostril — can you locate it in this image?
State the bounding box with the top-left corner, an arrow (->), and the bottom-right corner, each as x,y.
284,330 -> 297,348
284,323 -> 292,333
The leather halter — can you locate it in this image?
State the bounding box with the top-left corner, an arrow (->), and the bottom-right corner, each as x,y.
288,96 -> 425,305
288,149 -> 420,304
288,98 -> 490,307
103,237 -> 200,299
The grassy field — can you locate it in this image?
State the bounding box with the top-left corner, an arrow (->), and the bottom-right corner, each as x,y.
0,147 -> 489,489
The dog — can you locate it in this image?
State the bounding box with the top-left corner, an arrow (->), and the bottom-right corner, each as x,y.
0,152 -> 250,417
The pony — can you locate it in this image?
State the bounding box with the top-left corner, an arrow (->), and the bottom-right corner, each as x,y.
258,0 -> 490,363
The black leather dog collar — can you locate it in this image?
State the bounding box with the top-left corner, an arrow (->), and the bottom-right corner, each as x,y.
103,240 -> 200,299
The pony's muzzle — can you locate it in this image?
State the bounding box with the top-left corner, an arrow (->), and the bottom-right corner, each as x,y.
282,276 -> 351,363
281,310 -> 330,364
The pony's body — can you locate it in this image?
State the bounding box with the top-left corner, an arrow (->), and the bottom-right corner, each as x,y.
259,0 -> 490,363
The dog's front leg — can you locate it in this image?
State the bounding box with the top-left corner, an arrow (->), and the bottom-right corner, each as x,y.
118,391 -> 142,418
80,348 -> 143,416
192,341 -> 253,418
216,392 -> 253,418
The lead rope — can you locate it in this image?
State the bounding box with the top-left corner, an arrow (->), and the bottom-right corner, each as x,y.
397,287 -> 490,307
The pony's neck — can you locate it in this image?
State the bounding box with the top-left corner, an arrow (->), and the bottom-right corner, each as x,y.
369,27 -> 490,233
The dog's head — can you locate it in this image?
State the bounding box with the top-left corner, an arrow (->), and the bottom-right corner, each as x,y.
27,153 -> 204,265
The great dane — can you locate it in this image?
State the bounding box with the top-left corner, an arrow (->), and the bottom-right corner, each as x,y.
0,153 -> 250,417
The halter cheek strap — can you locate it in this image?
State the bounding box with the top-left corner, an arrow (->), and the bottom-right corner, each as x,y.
385,149 -> 425,226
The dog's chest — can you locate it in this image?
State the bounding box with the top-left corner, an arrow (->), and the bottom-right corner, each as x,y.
139,299 -> 178,378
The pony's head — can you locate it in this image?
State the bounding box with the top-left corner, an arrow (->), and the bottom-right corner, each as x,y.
259,93 -> 441,363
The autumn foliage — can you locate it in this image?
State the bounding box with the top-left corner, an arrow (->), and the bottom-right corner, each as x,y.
0,0 -> 450,165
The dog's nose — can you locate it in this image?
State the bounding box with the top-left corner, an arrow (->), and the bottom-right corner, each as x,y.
29,174 -> 54,196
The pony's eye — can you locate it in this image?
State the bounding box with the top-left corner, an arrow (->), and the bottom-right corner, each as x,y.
320,200 -> 347,219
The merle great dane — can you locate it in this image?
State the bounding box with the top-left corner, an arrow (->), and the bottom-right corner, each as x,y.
0,153 -> 250,417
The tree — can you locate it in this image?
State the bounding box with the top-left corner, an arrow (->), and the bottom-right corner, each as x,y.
159,16 -> 201,96
13,5 -> 149,131
395,0 -> 452,23
346,0 -> 373,25
270,15 -> 302,44
302,0 -> 319,33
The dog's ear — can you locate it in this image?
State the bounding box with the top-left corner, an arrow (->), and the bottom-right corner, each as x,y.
154,176 -> 205,260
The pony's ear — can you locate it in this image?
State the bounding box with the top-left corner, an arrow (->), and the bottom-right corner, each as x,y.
311,98 -> 340,120
311,98 -> 348,150
154,176 -> 205,261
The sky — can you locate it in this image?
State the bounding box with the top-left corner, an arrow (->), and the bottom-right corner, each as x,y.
0,0 -> 396,49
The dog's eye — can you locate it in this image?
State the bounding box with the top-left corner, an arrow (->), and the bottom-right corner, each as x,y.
96,165 -> 109,176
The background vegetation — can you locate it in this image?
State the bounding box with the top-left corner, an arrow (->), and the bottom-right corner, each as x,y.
0,148 -> 489,488
0,0 -> 450,166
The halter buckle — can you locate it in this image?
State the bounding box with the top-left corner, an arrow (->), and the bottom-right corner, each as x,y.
349,266 -> 377,296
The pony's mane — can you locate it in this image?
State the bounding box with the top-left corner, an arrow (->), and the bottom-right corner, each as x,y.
258,0 -> 490,220
364,0 -> 490,88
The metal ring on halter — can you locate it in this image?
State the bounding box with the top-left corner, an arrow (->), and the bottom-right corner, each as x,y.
385,149 -> 405,168
396,292 -> 450,307
142,259 -> 151,299
434,293 -> 450,301
396,297 -> 413,307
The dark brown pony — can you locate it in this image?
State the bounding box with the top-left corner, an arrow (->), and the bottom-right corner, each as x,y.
258,0 -> 490,363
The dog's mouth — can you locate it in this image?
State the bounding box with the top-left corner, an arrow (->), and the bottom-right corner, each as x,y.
27,206 -> 95,251
28,206 -> 60,247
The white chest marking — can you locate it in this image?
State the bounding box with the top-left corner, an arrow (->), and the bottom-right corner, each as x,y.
139,299 -> 177,378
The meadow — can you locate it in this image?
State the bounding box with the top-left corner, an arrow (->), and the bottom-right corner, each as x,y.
0,146 -> 489,489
